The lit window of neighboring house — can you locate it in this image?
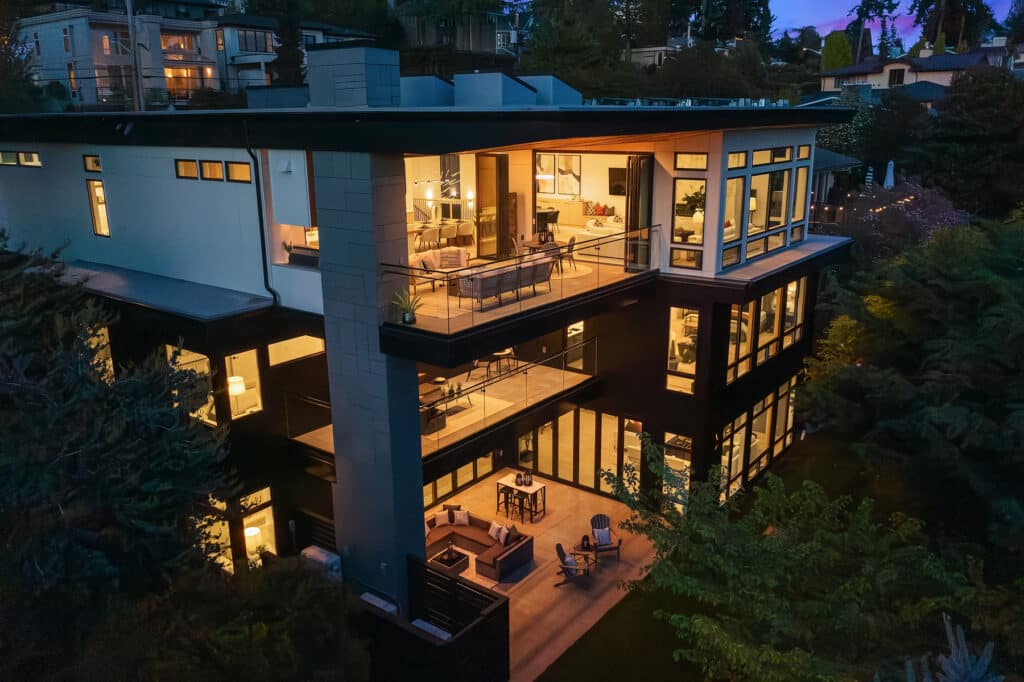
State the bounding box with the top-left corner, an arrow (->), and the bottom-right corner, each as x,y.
63,27 -> 71,52
67,63 -> 77,97
216,28 -> 224,51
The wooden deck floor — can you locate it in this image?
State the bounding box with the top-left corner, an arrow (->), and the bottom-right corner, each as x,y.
430,469 -> 654,682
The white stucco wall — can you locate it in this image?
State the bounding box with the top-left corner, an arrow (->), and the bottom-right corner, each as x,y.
0,142 -> 268,297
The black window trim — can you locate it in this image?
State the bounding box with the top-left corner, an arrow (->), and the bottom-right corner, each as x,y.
669,246 -> 703,270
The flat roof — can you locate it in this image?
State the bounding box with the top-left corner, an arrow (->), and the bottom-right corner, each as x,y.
62,261 -> 273,321
0,106 -> 854,154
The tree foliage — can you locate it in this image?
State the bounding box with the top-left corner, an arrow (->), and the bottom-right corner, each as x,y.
605,440 -> 973,682
0,1 -> 42,112
78,558 -> 371,681
822,30 -> 854,71
0,235 -> 228,676
801,220 -> 1024,553
908,0 -> 997,47
907,66 -> 1024,217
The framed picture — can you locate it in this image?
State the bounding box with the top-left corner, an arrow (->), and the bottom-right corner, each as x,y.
556,154 -> 581,196
535,153 -> 555,194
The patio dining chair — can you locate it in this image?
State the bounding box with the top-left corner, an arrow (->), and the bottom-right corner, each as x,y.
555,543 -> 590,587
590,513 -> 622,563
440,223 -> 458,247
558,236 -> 577,272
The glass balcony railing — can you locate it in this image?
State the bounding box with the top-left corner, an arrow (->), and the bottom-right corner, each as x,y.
419,339 -> 597,456
284,393 -> 334,454
380,227 -> 659,335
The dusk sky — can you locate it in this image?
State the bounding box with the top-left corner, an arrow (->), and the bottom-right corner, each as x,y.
772,0 -> 1013,40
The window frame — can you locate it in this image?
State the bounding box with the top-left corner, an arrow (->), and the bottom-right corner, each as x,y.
200,160 -> 225,181
226,161 -> 252,183
671,176 -> 707,247
17,151 -> 42,167
673,152 -> 708,171
666,306 -> 700,394
86,178 -> 111,237
175,159 -> 199,179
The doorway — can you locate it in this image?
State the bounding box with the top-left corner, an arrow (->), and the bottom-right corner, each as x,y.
475,153 -> 510,259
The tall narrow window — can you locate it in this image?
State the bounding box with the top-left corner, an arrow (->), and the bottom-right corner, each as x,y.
557,410 -> 575,483
86,179 -> 110,237
667,306 -> 699,394
723,176 -> 744,244
67,64 -> 77,97
226,349 -> 263,419
33,33 -> 40,56
102,34 -> 111,55
216,28 -> 225,51
63,27 -> 71,52
672,178 -> 706,246
792,166 -> 808,223
726,302 -> 755,383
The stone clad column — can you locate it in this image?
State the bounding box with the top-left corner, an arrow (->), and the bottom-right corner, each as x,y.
313,151 -> 423,610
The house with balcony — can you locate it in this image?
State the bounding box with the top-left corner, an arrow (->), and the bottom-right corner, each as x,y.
17,7 -> 219,107
0,43 -> 852,680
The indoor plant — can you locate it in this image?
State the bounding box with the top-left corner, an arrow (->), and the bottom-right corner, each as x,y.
392,289 -> 423,324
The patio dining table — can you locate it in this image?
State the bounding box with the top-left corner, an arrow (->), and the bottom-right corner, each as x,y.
496,472 -> 547,523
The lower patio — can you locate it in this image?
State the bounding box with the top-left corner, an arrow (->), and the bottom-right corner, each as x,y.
425,468 -> 654,682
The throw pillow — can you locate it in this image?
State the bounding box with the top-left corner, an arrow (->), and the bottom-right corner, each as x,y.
506,525 -> 521,546
439,251 -> 462,269
606,205 -> 615,217
594,527 -> 612,546
435,511 -> 451,527
453,510 -> 470,526
563,552 -> 577,568
584,201 -> 596,216
442,503 -> 462,524
594,203 -> 606,216
425,520 -> 430,537
498,526 -> 510,545
488,520 -> 503,542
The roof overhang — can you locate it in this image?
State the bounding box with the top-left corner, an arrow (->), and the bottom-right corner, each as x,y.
0,106 -> 855,155
62,260 -> 273,321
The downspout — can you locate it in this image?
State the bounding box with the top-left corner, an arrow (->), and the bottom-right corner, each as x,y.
244,122 -> 280,305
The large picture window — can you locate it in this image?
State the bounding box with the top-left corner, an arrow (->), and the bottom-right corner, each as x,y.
748,169 -> 789,235
165,346 -> 217,426
725,276 -> 807,384
667,306 -> 699,394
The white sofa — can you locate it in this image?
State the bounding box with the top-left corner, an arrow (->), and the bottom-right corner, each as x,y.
575,224 -> 625,260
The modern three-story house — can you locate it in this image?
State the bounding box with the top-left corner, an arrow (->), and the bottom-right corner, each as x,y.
0,43 -> 852,677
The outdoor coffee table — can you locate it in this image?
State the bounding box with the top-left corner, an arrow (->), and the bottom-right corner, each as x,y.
428,544 -> 470,576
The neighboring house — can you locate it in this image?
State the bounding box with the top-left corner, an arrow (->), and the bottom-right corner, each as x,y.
214,14 -> 372,93
17,7 -> 219,107
819,47 -> 1008,94
0,45 -> 851,678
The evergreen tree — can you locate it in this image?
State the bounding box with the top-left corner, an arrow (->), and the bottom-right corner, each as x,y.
1007,0 -> 1024,44
822,30 -> 854,70
604,440 -> 974,681
908,0 -> 997,48
271,0 -> 306,85
933,28 -> 948,51
0,235 -> 228,677
0,0 -> 42,112
908,65 -> 1024,216
848,0 -> 899,63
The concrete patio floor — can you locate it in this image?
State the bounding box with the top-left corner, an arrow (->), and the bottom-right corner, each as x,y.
430,468 -> 654,682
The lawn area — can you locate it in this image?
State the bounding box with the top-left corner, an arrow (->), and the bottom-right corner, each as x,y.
538,434 -> 924,681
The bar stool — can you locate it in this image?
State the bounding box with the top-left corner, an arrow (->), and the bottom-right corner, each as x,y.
498,487 -> 515,517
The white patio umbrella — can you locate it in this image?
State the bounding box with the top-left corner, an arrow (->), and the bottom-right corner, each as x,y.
883,160 -> 895,190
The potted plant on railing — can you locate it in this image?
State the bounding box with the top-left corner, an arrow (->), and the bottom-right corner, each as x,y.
392,289 -> 423,325
282,241 -> 320,268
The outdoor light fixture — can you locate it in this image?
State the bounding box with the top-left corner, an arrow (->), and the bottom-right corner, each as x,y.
244,526 -> 262,559
228,375 -> 246,396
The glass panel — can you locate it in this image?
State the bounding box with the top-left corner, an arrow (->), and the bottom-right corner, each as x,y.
18,151 -> 41,167
578,409 -> 597,489
727,151 -> 747,169
727,302 -> 755,383
670,248 -> 702,270
518,431 -> 535,469
557,410 -> 575,483
87,179 -> 110,237
268,335 -> 325,365
792,166 -> 808,223
749,171 -> 791,235
242,506 -> 276,559
757,288 -> 782,361
83,154 -> 102,172
208,517 -> 234,573
672,178 -> 706,245
599,414 -> 619,493
165,346 -> 217,426
537,421 -> 554,475
752,149 -> 772,165
88,326 -> 115,382
200,160 -> 224,181
722,246 -> 740,268
477,452 -> 494,476
745,238 -> 766,259
791,225 -> 804,242
772,147 -> 792,163
767,232 -> 786,251
435,472 -> 453,498
176,159 -> 198,179
721,413 -> 747,496
797,144 -> 811,160
456,461 -> 475,488
674,152 -> 707,170
227,162 -> 252,183
667,306 -> 699,394
723,176 -> 744,243
748,396 -> 773,478
423,482 -> 435,508
624,419 -> 643,474
664,432 -> 691,483
226,349 -> 263,419
0,151 -> 17,165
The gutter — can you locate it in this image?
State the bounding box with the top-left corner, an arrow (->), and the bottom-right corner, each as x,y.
244,121 -> 280,306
